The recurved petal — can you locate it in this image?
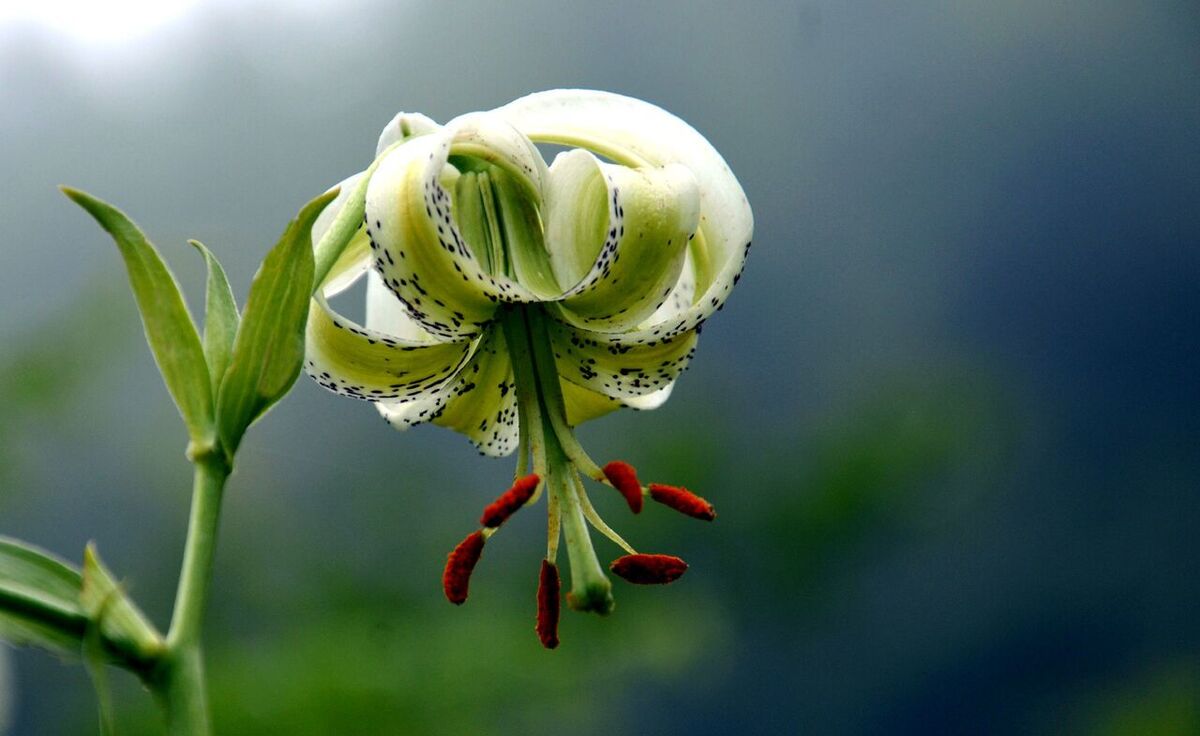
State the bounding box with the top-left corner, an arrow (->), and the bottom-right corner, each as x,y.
364,118 -> 548,340
374,326 -> 519,457
614,249 -> 697,412
561,379 -> 622,425
545,317 -> 699,401
365,269 -> 436,342
545,150 -> 699,332
495,90 -> 753,339
305,292 -> 476,402
375,111 -> 441,156
621,382 -> 674,411
431,326 -> 519,457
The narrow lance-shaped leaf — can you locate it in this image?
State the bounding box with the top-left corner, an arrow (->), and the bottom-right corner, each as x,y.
61,188 -> 214,445
0,537 -> 88,654
189,240 -> 240,397
217,190 -> 335,454
80,544 -> 165,666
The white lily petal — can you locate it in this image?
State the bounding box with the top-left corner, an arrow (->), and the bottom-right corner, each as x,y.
495,89 -> 753,339
375,112 -> 441,157
621,382 -> 674,411
364,118 -> 549,339
305,293 -> 476,401
545,150 -> 699,332
641,248 -> 697,326
431,327 -> 519,456
320,228 -> 371,298
612,250 -> 696,412
545,317 -> 699,401
376,392 -> 452,431
442,112 -> 549,203
375,326 -> 518,456
562,379 -> 622,425
365,269 -> 435,342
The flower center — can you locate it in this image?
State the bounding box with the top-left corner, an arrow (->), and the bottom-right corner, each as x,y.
436,149 -> 720,647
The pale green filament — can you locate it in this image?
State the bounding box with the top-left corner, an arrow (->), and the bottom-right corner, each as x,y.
573,473 -> 637,555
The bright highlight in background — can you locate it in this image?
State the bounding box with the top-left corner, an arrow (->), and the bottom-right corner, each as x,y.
0,0 -> 199,42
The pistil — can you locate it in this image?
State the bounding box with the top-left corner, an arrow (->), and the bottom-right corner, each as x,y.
502,305 -> 615,614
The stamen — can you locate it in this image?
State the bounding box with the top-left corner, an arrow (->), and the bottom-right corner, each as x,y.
574,474 -> 637,555
480,473 -> 541,528
648,483 -> 716,521
536,560 -> 560,649
602,461 -> 644,514
610,554 -> 688,585
443,531 -> 486,604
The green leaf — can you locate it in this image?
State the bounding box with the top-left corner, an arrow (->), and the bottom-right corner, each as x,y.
80,544 -> 165,665
62,188 -> 214,445
217,190 -> 335,455
189,240 -> 240,397
0,537 -> 87,654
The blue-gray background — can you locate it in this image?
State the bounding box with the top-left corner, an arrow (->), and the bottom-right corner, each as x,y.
1,1 -> 1197,733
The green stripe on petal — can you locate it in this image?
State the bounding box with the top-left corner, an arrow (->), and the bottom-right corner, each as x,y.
561,379 -> 622,425
320,226 -> 371,296
495,90 -> 753,340
544,317 -> 699,401
546,150 -> 699,331
312,172 -> 371,290
364,120 -> 547,339
305,294 -> 475,401
375,111 -> 441,157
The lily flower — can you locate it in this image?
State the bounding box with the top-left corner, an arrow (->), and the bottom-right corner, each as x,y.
305,90 -> 752,647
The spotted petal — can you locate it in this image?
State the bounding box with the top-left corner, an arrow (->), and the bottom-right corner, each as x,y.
364,116 -> 550,340
495,89 -> 753,340
375,330 -> 519,457
543,316 -> 698,401
561,380 -> 622,425
545,149 -> 699,332
552,247 -> 698,411
429,327 -> 519,456
304,290 -> 475,402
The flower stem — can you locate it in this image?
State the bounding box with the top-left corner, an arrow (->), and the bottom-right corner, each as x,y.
154,453 -> 229,736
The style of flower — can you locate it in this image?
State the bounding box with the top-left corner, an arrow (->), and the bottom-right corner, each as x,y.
305,90 -> 752,647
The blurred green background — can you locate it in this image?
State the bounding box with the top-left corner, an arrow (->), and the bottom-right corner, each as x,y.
1,1 -> 1197,733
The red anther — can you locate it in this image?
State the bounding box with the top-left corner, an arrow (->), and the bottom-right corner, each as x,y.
536,560 -> 560,649
610,554 -> 688,585
443,531 -> 485,605
480,473 -> 541,528
602,461 -> 644,514
648,483 -> 716,521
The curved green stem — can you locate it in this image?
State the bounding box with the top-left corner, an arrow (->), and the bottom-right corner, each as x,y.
154,453 -> 229,736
